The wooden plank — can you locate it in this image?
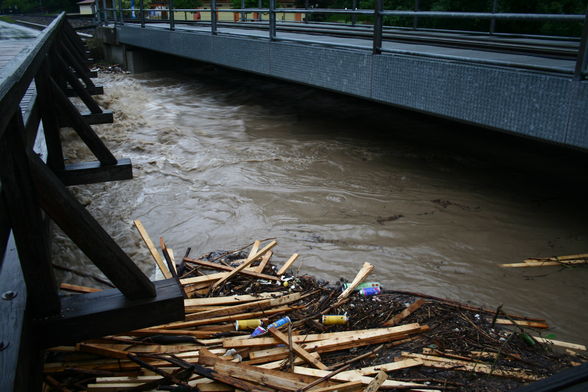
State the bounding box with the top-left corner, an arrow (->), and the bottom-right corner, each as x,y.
383,298 -> 424,327
337,263 -> 374,302
57,159 -> 133,186
133,219 -> 172,279
363,370 -> 387,392
39,279 -> 184,347
252,250 -> 272,274
248,324 -> 426,363
54,51 -> 102,114
401,353 -> 541,381
268,327 -> 328,370
224,329 -> 367,349
185,292 -> 304,321
183,258 -> 280,282
180,272 -> 228,286
492,319 -> 549,329
211,240 -> 277,289
28,153 -> 155,299
157,305 -> 298,329
77,343 -> 129,359
277,253 -> 299,276
199,348 -> 316,391
500,260 -> 588,267
346,359 -> 423,376
531,336 -> 587,351
0,112 -> 60,316
184,292 -> 284,309
311,381 -> 363,392
292,367 -> 435,390
60,282 -> 102,293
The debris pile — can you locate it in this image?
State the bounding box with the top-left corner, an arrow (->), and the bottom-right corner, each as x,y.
45,226 -> 587,391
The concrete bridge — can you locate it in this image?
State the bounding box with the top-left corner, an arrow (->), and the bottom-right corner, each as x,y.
97,5 -> 588,151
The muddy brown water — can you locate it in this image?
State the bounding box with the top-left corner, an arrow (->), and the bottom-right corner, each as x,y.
53,65 -> 588,346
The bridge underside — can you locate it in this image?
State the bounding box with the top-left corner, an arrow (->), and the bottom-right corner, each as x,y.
115,25 -> 588,150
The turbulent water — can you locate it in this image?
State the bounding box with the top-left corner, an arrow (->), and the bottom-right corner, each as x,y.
54,64 -> 588,346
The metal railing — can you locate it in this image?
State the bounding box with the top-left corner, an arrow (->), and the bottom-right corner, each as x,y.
97,1 -> 588,80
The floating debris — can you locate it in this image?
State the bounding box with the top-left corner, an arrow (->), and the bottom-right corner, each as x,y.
45,232 -> 587,391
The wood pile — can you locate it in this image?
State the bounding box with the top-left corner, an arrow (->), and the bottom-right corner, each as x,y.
44,230 -> 587,392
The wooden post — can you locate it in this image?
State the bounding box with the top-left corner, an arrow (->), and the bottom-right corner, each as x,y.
0,112 -> 60,316
34,59 -> 65,171
49,78 -> 117,165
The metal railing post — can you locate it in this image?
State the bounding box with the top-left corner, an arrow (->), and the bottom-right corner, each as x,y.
241,0 -> 245,22
118,0 -> 124,25
169,0 -> 175,30
413,0 -> 419,30
140,0 -> 145,27
269,0 -> 276,40
101,0 -> 108,25
211,0 -> 218,34
352,0 -> 357,26
373,0 -> 383,54
574,12 -> 588,80
304,0 -> 309,23
489,0 -> 498,34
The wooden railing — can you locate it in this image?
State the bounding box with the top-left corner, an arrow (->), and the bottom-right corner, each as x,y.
0,13 -> 184,391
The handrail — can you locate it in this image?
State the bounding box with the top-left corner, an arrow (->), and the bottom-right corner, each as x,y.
0,12 -> 65,139
98,4 -> 588,80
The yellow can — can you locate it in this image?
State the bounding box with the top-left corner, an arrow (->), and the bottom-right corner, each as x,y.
235,319 -> 263,330
321,315 -> 348,325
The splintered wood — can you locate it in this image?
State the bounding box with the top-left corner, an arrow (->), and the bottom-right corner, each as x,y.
46,238 -> 587,392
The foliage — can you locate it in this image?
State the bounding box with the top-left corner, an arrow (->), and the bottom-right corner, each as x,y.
0,0 -> 78,13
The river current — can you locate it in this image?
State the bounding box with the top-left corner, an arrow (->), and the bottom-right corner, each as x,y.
53,64 -> 588,345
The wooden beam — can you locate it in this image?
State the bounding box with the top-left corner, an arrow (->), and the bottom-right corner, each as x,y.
28,153 -> 155,299
60,283 -> 102,293
133,219 -> 172,279
184,292 -> 285,309
363,370 -> 387,392
60,110 -> 114,127
383,298 -> 425,327
0,112 -> 60,316
183,257 -> 280,281
211,240 -> 277,289
337,263 -> 374,302
54,52 -> 102,114
39,279 -> 184,347
49,77 -> 117,165
64,86 -> 104,97
56,159 -> 133,186
492,319 -> 549,329
185,292 -> 304,321
268,327 -> 328,370
277,253 -> 299,276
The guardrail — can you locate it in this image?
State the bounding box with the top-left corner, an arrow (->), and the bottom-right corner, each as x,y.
97,2 -> 588,80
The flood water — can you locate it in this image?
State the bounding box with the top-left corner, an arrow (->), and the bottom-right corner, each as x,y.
54,64 -> 588,346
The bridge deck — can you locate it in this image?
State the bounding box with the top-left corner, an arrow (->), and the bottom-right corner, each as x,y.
145,22 -> 576,74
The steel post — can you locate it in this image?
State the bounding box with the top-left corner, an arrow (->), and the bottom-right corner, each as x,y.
102,0 -> 108,25
118,0 -> 124,25
413,0 -> 419,30
373,0 -> 383,54
269,0 -> 276,40
241,0 -> 246,22
575,12 -> 588,80
352,0 -> 357,26
304,0 -> 309,23
140,0 -> 145,27
169,0 -> 175,30
490,0 -> 498,35
211,0 -> 218,34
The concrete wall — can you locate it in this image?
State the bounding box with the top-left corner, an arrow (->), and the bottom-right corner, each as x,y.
115,25 -> 588,150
